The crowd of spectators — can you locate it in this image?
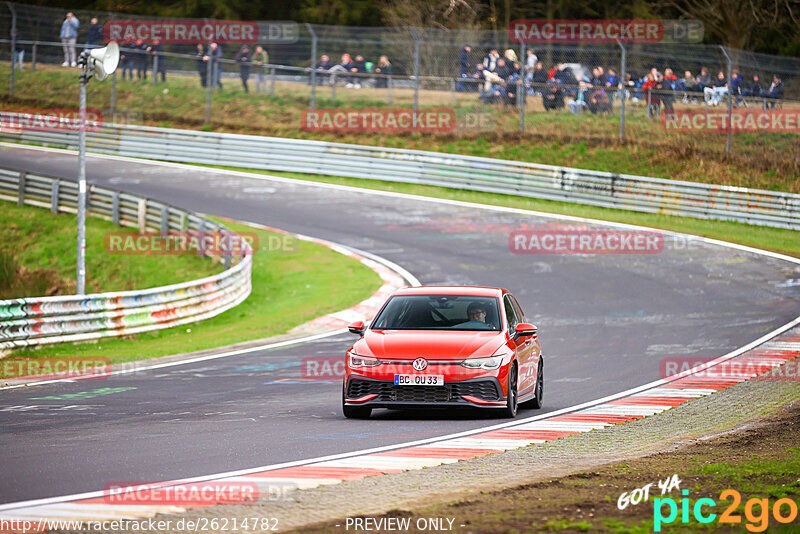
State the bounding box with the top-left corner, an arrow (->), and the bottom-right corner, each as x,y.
16,14 -> 794,107
312,53 -> 392,88
456,44 -> 787,112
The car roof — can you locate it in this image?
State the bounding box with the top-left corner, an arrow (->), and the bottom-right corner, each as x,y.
393,286 -> 506,298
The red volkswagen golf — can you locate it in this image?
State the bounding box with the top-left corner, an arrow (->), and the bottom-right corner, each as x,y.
342,286 -> 544,419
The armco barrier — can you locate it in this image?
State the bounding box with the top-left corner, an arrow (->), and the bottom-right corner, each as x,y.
1,119 -> 798,230
0,166 -> 252,350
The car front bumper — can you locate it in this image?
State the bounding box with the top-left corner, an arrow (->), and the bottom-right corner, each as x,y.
344,376 -> 507,409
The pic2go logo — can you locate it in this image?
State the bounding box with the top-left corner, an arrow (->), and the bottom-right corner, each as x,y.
654,489 -> 799,532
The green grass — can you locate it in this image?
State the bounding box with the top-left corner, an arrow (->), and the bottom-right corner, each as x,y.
0,201 -> 220,298
2,63 -> 799,193
210,167 -> 800,259
6,209 -> 383,362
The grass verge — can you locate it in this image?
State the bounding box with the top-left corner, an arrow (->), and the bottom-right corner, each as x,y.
0,201 -> 220,298
211,166 -> 800,259
6,214 -> 383,363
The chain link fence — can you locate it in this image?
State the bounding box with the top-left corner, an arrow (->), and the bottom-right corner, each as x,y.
1,1 -> 798,157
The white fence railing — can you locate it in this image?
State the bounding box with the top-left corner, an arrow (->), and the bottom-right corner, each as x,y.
0,166 -> 252,349
1,119 -> 797,230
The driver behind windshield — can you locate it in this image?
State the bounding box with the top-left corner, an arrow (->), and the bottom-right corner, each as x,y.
465,302 -> 487,324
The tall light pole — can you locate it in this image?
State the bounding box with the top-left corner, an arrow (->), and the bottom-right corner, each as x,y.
76,42 -> 119,294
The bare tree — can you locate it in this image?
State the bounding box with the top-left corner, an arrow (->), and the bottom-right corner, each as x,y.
662,0 -> 800,50
380,0 -> 487,79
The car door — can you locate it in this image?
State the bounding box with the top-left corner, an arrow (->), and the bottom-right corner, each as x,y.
503,294 -> 531,393
511,294 -> 540,393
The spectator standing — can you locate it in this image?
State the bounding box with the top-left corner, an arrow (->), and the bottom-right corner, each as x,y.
642,72 -> 660,114
195,43 -> 207,87
530,61 -> 547,95
235,45 -> 251,93
605,67 -> 619,105
765,74 -> 784,109
133,38 -> 148,80
524,49 -> 537,77
119,39 -> 134,80
149,40 -> 166,83
86,17 -> 102,50
253,46 -> 269,93
374,55 -> 391,88
10,28 -> 23,70
656,73 -> 674,113
458,44 -> 471,92
60,12 -> 79,67
203,42 -> 223,90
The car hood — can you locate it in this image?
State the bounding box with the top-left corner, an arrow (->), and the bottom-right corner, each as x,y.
353,329 -> 507,360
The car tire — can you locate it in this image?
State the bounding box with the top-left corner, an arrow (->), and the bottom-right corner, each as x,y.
502,363 -> 518,418
342,381 -> 371,419
529,359 -> 544,409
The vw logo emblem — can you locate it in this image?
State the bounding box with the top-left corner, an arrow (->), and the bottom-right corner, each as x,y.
412,357 -> 428,371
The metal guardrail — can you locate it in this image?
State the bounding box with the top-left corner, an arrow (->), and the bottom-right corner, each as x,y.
0,166 -> 252,349
1,119 -> 798,230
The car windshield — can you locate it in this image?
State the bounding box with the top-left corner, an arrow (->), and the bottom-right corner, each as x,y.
370,295 -> 502,331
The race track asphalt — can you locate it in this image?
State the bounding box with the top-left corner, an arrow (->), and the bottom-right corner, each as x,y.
1,146 -> 798,504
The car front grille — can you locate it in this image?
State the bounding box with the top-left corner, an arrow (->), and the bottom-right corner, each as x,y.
347,379 -> 501,402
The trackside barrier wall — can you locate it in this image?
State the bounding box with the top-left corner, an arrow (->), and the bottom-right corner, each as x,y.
0,166 -> 252,349
1,120 -> 798,230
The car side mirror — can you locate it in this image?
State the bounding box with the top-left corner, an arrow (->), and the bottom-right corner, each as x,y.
348,321 -> 365,335
515,323 -> 537,338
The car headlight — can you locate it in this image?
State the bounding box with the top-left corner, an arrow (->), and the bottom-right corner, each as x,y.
460,355 -> 505,370
348,351 -> 382,368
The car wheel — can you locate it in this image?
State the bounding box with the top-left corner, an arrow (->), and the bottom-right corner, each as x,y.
530,359 -> 544,409
502,363 -> 518,418
342,381 -> 371,419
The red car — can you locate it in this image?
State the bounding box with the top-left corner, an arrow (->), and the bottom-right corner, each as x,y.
342,286 -> 544,419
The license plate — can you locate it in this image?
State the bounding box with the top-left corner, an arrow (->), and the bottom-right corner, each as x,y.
394,374 -> 444,386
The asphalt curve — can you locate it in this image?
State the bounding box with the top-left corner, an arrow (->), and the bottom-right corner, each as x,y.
1,145 -> 798,504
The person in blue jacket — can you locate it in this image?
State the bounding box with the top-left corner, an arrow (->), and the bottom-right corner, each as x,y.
60,12 -> 79,67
